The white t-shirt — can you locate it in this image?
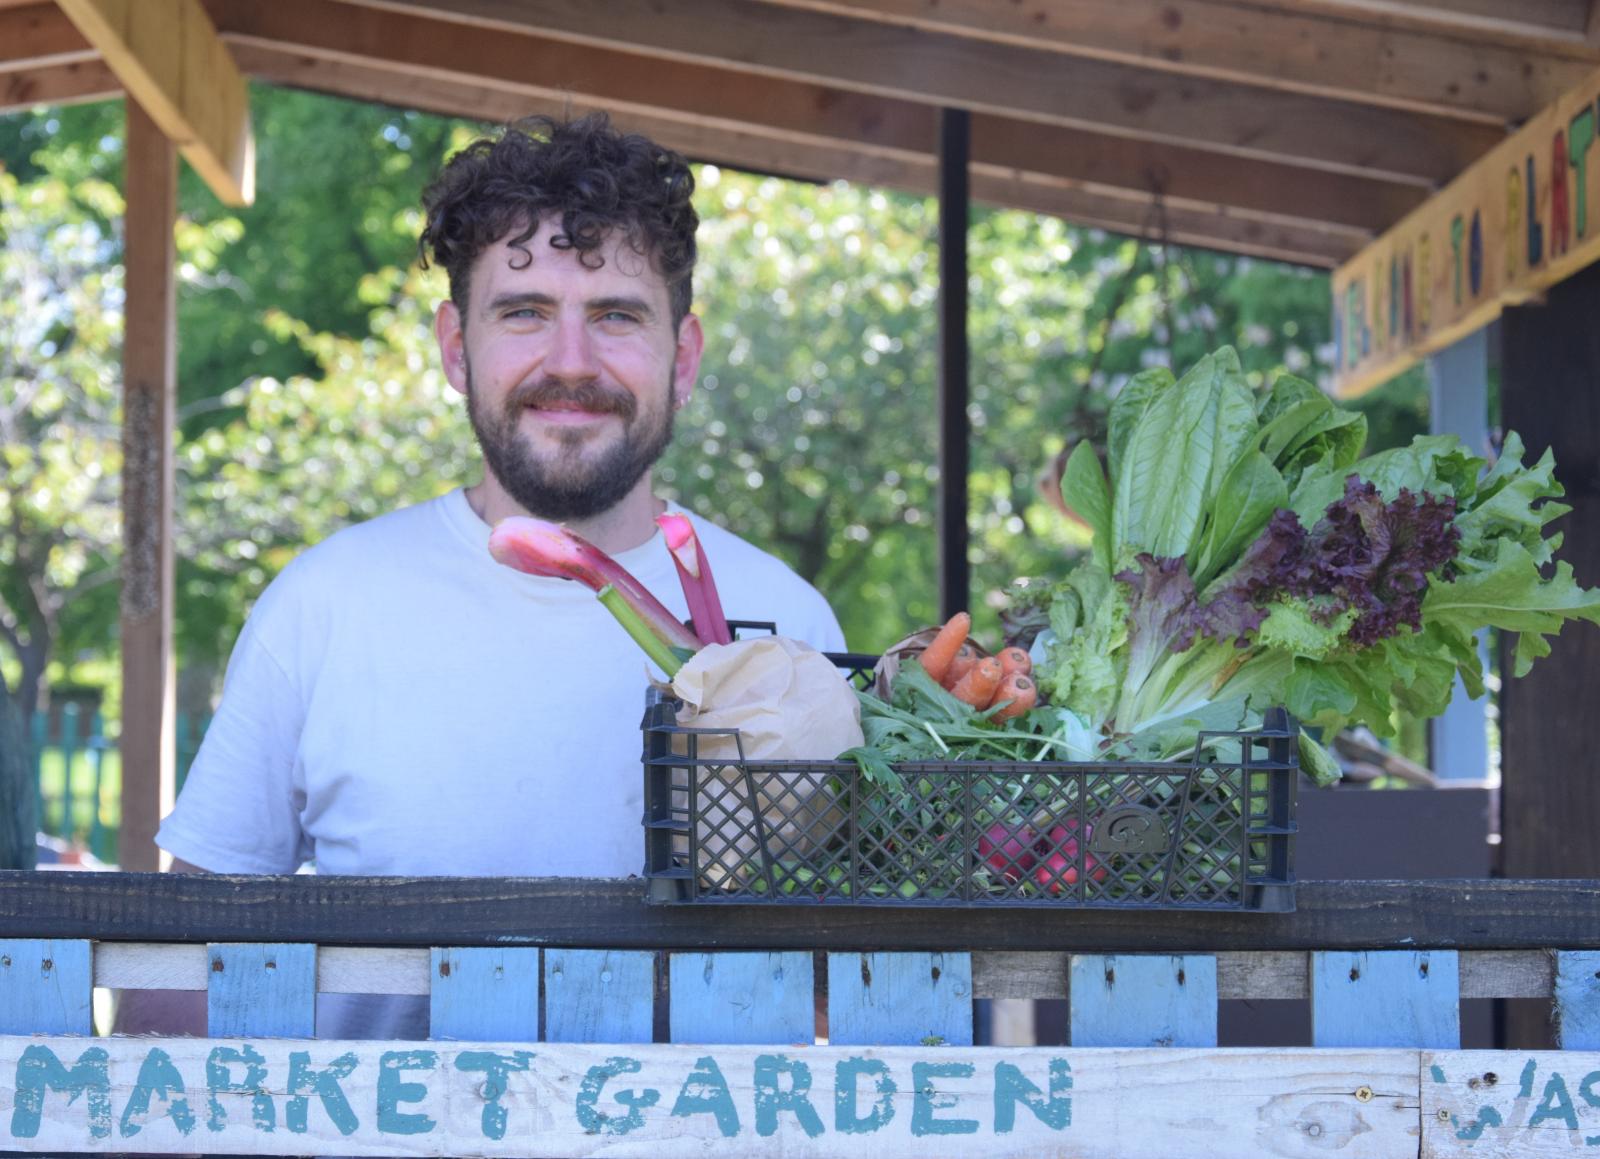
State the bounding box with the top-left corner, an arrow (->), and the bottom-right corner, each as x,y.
157,488 -> 846,879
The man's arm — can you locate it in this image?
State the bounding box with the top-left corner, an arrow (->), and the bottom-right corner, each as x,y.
110,857 -> 210,1035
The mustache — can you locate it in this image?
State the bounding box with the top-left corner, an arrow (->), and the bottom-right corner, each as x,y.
506,379 -> 636,420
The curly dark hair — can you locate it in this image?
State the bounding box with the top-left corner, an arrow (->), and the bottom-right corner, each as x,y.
419,113 -> 698,325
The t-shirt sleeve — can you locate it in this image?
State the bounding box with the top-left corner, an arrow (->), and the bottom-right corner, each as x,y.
156,615 -> 311,874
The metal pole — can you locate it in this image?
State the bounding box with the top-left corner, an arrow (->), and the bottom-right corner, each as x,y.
938,107 -> 971,621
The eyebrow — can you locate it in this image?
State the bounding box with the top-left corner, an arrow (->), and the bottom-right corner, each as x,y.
483,292 -> 658,323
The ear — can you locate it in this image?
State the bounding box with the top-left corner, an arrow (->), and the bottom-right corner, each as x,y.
672,313 -> 704,410
435,300 -> 469,397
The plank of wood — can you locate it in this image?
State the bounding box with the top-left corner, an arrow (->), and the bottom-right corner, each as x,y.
0,940 -> 92,1035
761,0 -> 1598,123
0,58 -> 120,112
0,1035 -> 1424,1156
115,100 -> 177,873
1301,0 -> 1592,45
1422,1049 -> 1600,1155
1069,954 -> 1218,1047
1331,63 -> 1600,397
827,952 -> 973,1046
428,948 -> 539,1042
56,0 -> 253,204
1553,951 -> 1600,1049
1312,951 -> 1461,1048
0,3 -> 97,69
206,943 -> 316,1038
668,952 -> 814,1045
544,949 -> 654,1044
322,946 -> 429,997
231,41 -> 1365,266
12,876 -> 1600,953
336,0 -> 1498,185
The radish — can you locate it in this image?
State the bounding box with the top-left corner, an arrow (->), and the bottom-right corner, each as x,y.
1032,821 -> 1107,894
978,821 -> 1037,883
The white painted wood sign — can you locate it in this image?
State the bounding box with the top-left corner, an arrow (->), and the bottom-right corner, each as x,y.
0,1037 -> 1420,1158
1424,1051 -> 1600,1157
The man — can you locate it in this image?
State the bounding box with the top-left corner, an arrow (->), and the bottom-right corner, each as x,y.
136,114 -> 845,1035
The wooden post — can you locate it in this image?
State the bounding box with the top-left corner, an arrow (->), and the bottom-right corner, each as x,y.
1499,259 -> 1600,1046
118,99 -> 177,872
1427,329 -> 1491,781
937,107 -> 970,622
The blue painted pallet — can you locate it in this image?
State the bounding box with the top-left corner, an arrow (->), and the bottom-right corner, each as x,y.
430,948 -> 540,1042
544,949 -> 654,1044
826,952 -> 973,1047
1311,950 -> 1460,1049
0,939 -> 92,1036
207,943 -> 317,1038
669,952 -> 814,1045
1070,954 -> 1218,1047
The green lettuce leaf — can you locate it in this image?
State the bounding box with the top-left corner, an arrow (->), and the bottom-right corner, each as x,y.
1061,440 -> 1113,570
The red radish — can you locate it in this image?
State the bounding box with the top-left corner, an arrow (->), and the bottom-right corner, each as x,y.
1033,821 -> 1107,894
978,821 -> 1037,883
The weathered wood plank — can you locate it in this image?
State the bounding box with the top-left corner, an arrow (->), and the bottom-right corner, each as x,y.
0,1036 -> 1423,1156
0,940 -> 91,1035
668,952 -> 814,1045
206,943 -> 315,1038
429,948 -> 539,1042
1312,950 -> 1461,1048
544,949 -> 654,1044
56,0 -> 253,203
1553,951 -> 1600,1049
1070,954 -> 1218,1047
1423,1050 -> 1600,1156
6,875 -> 1598,952
827,952 -> 973,1046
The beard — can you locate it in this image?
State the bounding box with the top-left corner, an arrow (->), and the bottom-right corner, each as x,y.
466,362 -> 676,522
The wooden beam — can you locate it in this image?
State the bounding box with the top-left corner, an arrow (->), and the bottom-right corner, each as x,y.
1293,0 -> 1592,45
758,0 -> 1598,124
1330,63 -> 1600,397
5,874 -> 1600,951
0,58 -> 119,111
55,0 -> 254,205
0,3 -> 96,70
232,43 -> 1360,266
212,2 -> 1413,239
118,101 -> 178,874
326,0 -> 1500,185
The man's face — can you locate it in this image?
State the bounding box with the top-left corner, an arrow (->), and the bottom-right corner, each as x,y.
435,219 -> 703,521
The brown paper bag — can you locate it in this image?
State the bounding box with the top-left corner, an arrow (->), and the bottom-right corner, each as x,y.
669,636 -> 863,887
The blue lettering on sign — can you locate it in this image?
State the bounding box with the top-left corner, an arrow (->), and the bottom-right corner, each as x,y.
1529,1072 -> 1581,1131
119,1047 -> 196,1138
575,1057 -> 659,1136
286,1051 -> 360,1136
10,1044 -> 112,1140
454,1050 -> 534,1140
207,1045 -> 275,1132
671,1055 -> 740,1137
834,1057 -> 896,1134
753,1054 -> 825,1139
1455,1104 -> 1503,1141
377,1050 -> 438,1135
994,1059 -> 1072,1132
911,1061 -> 979,1136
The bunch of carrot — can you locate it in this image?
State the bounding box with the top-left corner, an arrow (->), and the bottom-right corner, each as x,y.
917,612 -> 1038,722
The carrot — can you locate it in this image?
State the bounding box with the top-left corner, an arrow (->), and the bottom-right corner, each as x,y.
990,673 -> 1038,721
942,643 -> 979,689
918,612 -> 971,684
950,656 -> 1003,708
997,646 -> 1032,677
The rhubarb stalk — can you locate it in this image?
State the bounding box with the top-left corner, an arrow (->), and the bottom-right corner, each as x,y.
597,584 -> 683,675
656,512 -> 733,646
488,517 -> 701,656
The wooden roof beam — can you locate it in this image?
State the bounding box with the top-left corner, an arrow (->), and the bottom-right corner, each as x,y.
755,0 -> 1597,123
210,0 -> 1416,237
56,0 -> 254,205
337,0 -> 1501,186
0,3 -> 96,71
232,43 -> 1360,268
0,58 -> 119,112
1276,0 -> 1592,46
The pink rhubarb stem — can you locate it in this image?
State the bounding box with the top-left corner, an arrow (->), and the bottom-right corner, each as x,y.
657,512 -> 733,646
488,517 -> 701,653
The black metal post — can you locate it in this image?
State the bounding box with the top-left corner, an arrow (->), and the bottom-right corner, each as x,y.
938,107 -> 971,621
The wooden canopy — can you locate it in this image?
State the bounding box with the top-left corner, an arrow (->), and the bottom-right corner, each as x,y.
7,0 -> 1600,267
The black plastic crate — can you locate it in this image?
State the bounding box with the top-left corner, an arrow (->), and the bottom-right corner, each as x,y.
641,654 -> 1298,912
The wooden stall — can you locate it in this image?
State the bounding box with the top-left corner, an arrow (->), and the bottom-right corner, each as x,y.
4,875 -> 1600,1155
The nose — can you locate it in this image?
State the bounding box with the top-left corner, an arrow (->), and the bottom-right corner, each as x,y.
543,313 -> 600,381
